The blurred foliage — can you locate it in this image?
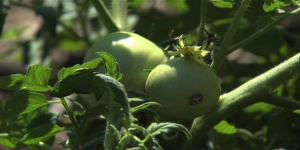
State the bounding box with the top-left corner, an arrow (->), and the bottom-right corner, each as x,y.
0,0 -> 299,150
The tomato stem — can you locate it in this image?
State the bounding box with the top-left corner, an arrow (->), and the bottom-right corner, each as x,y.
210,0 -> 251,72
228,7 -> 300,54
197,0 -> 208,46
185,52 -> 300,149
91,0 -> 120,33
59,97 -> 83,146
112,0 -> 129,31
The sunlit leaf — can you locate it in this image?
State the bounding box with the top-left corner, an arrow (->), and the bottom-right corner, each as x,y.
96,52 -> 123,81
128,97 -> 149,103
244,102 -> 273,114
212,120 -> 238,148
210,0 -> 235,8
165,0 -> 189,13
129,0 -> 146,7
263,0 -> 299,12
0,64 -> 52,92
294,109 -> 300,114
214,120 -> 236,134
58,39 -> 87,52
0,133 -> 16,148
58,58 -> 103,80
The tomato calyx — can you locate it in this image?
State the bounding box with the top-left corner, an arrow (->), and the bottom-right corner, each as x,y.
167,35 -> 211,66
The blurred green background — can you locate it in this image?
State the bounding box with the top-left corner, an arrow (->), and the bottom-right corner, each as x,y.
0,0 -> 300,149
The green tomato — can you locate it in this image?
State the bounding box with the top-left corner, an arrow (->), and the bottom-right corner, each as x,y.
84,31 -> 168,105
145,57 -> 221,120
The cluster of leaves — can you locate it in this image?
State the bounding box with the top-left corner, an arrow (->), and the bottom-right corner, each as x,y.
1,0 -> 300,150
0,52 -> 191,149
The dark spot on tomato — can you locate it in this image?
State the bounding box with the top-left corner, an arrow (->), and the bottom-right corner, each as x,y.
189,93 -> 203,105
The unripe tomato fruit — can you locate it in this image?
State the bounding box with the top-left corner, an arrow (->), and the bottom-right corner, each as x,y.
145,57 -> 221,120
84,31 -> 168,104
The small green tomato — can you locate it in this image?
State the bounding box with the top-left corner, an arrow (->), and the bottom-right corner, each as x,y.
84,31 -> 168,105
145,57 -> 221,120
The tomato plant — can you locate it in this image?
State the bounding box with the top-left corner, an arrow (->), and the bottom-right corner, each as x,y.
0,0 -> 300,150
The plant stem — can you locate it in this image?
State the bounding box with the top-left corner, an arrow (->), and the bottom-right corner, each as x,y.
210,0 -> 251,72
73,0 -> 91,46
112,0 -> 129,31
185,52 -> 300,149
59,97 -> 83,146
197,0 -> 208,45
228,7 -> 300,55
262,93 -> 300,110
91,0 -> 120,33
48,100 -> 62,104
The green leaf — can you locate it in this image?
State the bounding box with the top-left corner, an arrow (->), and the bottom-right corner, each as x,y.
96,52 -> 123,81
129,0 -> 146,7
0,133 -> 16,148
128,97 -> 149,103
15,123 -> 62,149
118,134 -> 131,150
130,102 -> 161,114
212,120 -> 238,148
0,92 -> 50,121
51,69 -> 106,100
0,124 -> 21,133
214,120 -> 237,134
96,73 -> 130,115
142,108 -> 160,123
263,0 -> 299,12
108,124 -> 121,140
27,112 -> 59,132
0,64 -> 52,92
147,122 -> 192,141
126,89 -> 147,98
210,0 -> 235,8
294,109 -> 300,114
58,58 -> 103,80
83,104 -> 109,120
165,0 -> 189,13
58,39 -> 87,52
244,102 -> 273,114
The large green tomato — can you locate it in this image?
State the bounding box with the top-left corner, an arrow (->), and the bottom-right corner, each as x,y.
84,31 -> 168,105
145,57 -> 221,120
